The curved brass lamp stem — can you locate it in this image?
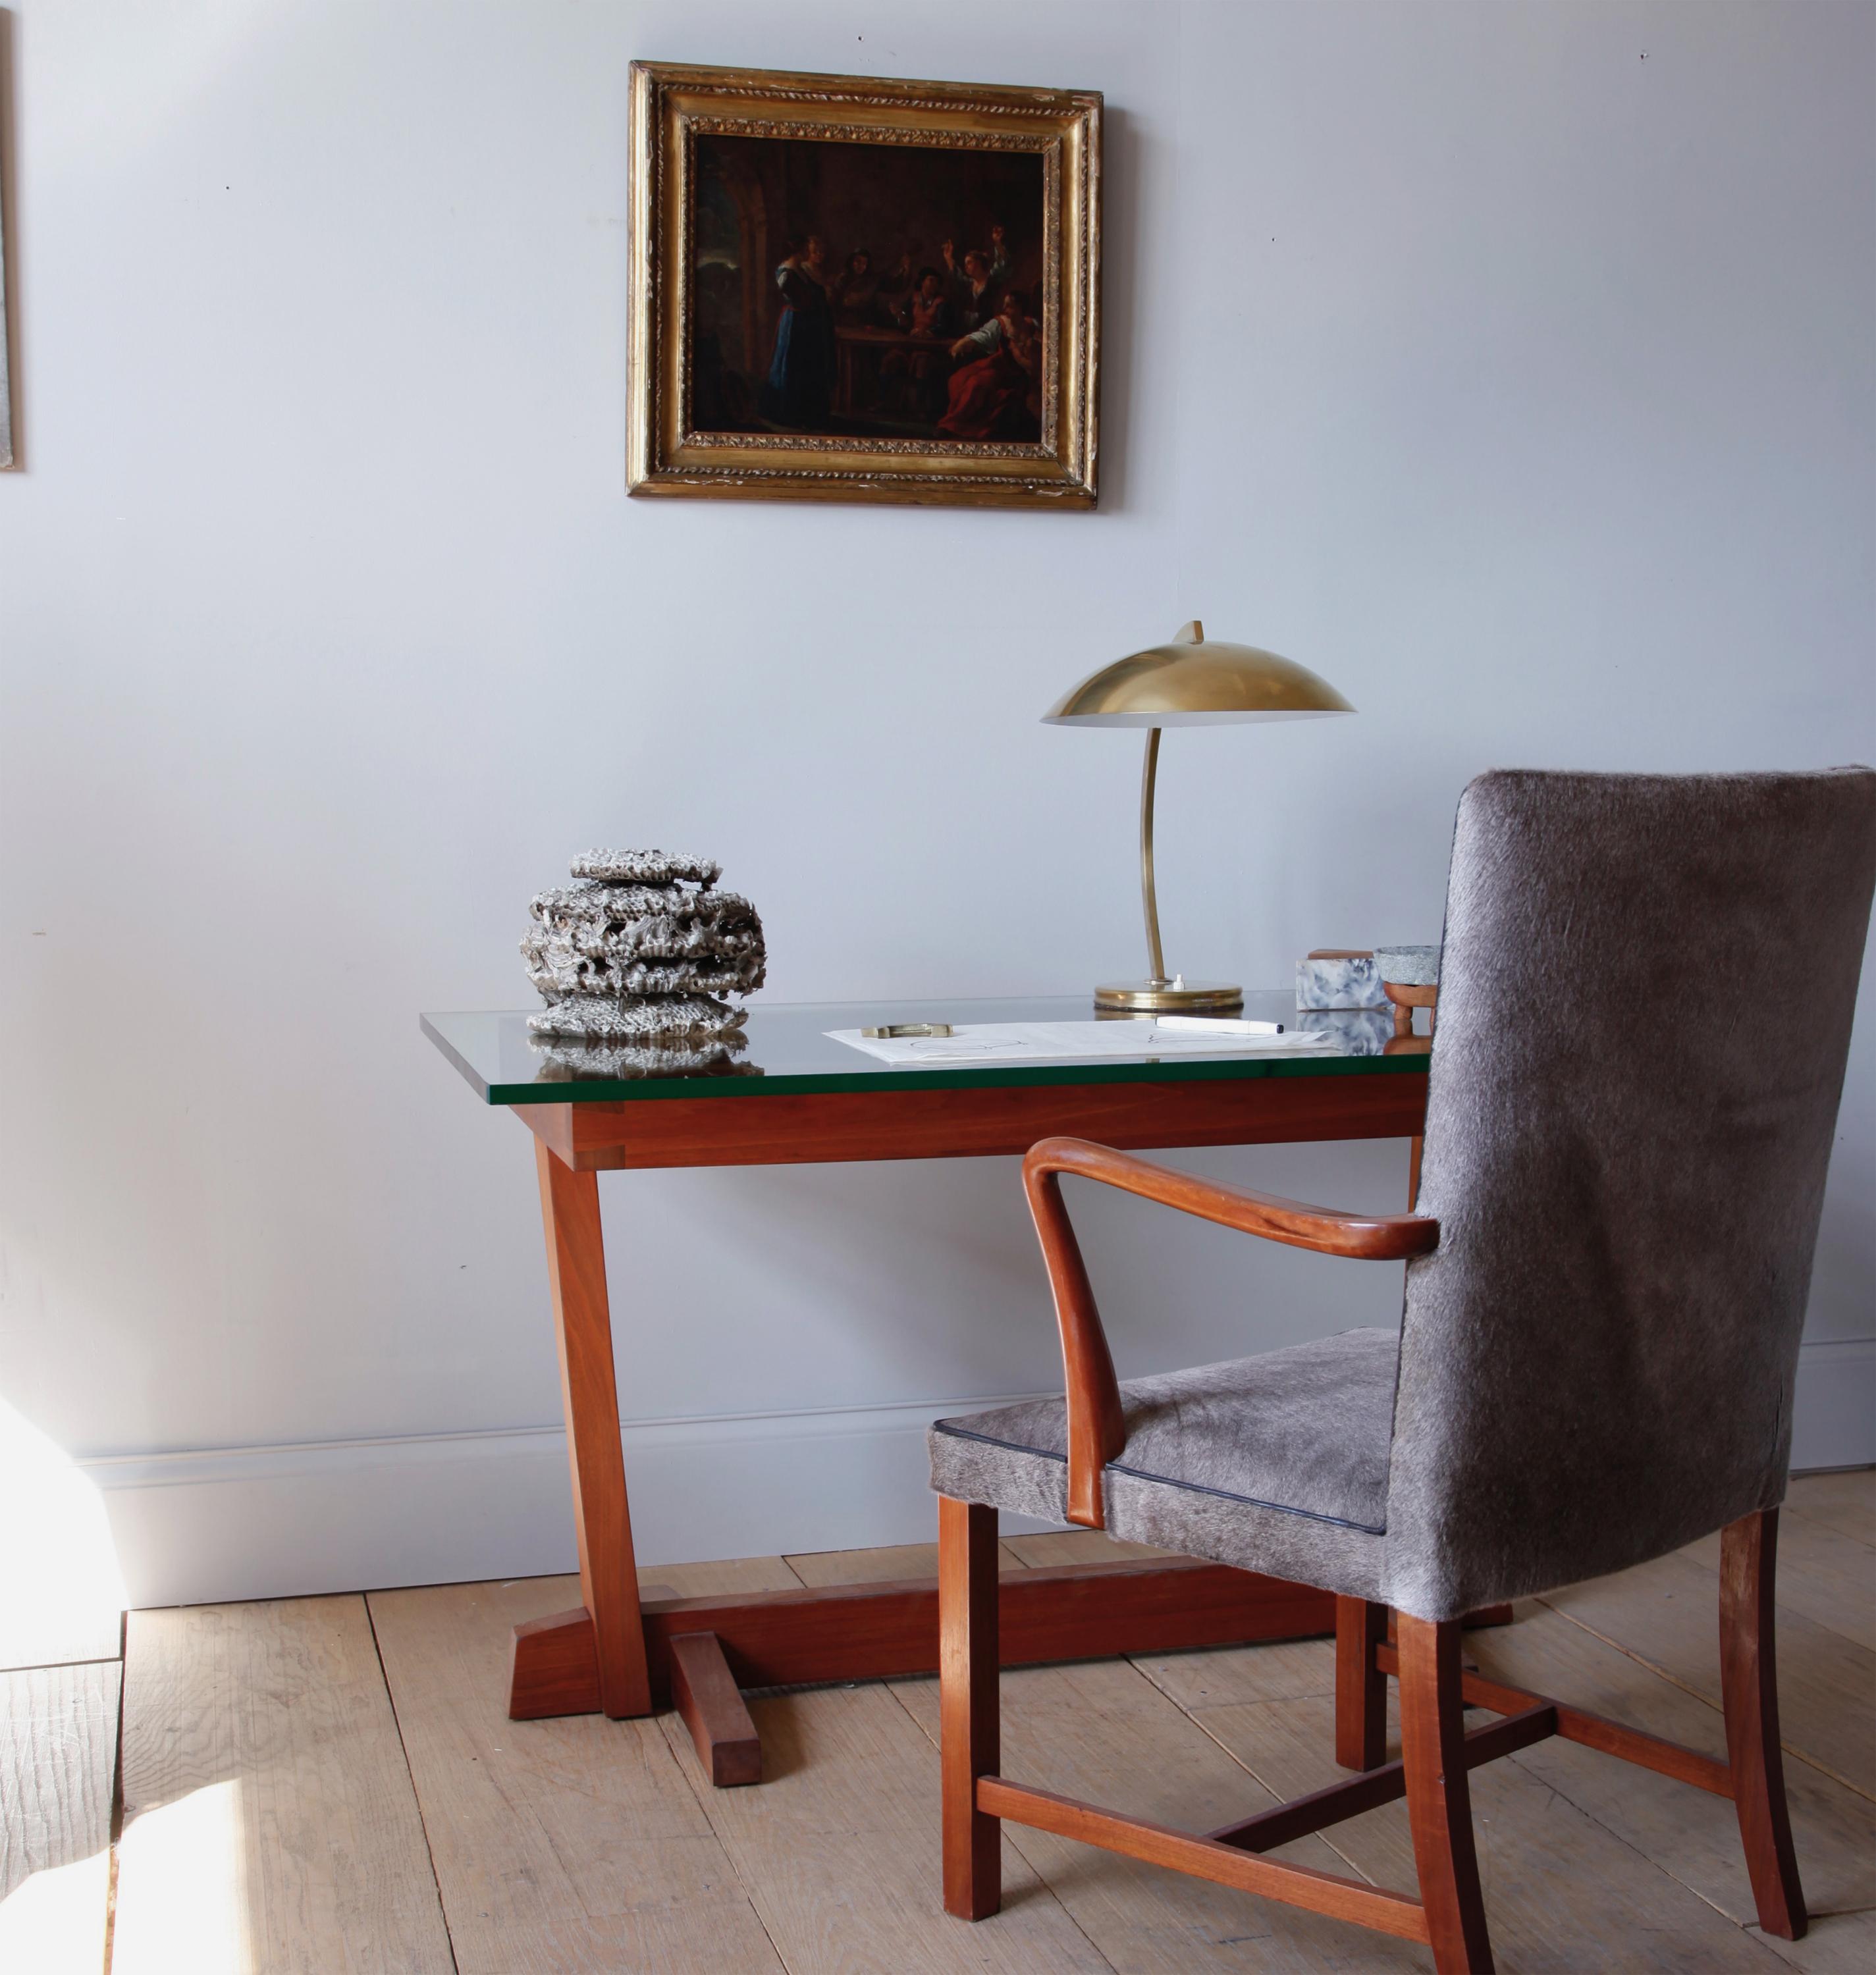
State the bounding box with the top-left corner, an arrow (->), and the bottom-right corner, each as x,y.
1139,727 -> 1167,986
1073,616 -> 1340,1017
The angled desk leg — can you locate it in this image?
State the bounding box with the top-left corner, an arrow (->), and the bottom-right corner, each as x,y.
509,1138 -> 653,1722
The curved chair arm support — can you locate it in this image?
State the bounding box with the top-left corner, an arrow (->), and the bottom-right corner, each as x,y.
1028,1138 -> 1442,1260
1020,1136 -> 1439,1531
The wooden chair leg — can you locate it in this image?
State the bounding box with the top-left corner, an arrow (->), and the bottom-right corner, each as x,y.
1721,1510 -> 1808,1940
1398,1614 -> 1495,1974
940,1496 -> 1001,1920
1335,1596 -> 1388,1770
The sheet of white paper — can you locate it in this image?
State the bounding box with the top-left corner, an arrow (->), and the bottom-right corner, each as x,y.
825,1020 -> 1336,1066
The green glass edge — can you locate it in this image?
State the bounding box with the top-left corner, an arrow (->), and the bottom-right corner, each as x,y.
421,1015 -> 1430,1108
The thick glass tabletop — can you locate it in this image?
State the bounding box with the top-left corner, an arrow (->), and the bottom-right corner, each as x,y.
422,993 -> 1425,1106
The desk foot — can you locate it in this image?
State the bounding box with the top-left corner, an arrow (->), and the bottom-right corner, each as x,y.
510,1606 -> 603,1719
506,1574 -> 1516,1737
670,1632 -> 763,1787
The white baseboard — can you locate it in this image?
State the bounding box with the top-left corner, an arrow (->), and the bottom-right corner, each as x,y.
82,1392 -> 1058,1610
83,1338 -> 1875,1610
1790,1337 -> 1876,1473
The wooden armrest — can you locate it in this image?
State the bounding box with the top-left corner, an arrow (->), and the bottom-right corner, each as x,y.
1020,1137 -> 1438,1531
1027,1137 -> 1439,1261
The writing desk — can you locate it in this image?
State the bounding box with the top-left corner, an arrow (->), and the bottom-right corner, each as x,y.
423,994 -> 1429,1787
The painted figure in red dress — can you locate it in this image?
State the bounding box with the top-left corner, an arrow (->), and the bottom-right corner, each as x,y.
938,290 -> 1042,441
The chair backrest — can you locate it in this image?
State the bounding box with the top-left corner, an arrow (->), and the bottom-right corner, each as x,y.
1385,768 -> 1876,1620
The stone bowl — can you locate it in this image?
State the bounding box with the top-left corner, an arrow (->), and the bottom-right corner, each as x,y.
1374,943 -> 1440,988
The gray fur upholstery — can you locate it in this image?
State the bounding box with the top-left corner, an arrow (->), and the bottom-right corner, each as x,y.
931,1330 -> 1397,1598
1389,768 -> 1876,1615
932,768 -> 1876,1620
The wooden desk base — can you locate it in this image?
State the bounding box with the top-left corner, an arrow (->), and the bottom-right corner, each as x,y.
508,1068 -> 1446,1785
512,1558 -> 1335,1720
508,1561 -> 1512,1786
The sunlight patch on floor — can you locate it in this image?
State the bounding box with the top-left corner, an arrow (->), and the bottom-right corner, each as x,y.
0,1847 -> 112,1968
112,1779 -> 252,1974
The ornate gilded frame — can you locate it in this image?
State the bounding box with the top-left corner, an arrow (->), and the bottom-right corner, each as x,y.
628,61 -> 1101,509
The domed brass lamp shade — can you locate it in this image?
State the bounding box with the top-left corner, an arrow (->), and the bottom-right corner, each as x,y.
1044,621 -> 1355,1012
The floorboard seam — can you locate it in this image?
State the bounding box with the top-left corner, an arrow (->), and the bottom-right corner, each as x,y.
1141,1673 -> 1389,1891
1533,1596 -> 1876,1804
0,1653 -> 128,1676
655,1706 -> 797,1974
1780,1506 -> 1876,1554
103,1642 -> 126,1975
876,1675 -> 1125,1972
360,1593 -> 462,1975
1500,1749 -> 1795,1958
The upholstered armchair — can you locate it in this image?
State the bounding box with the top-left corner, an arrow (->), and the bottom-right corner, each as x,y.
930,768 -> 1876,1972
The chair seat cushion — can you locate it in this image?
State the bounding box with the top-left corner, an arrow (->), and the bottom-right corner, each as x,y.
928,1328 -> 1399,1600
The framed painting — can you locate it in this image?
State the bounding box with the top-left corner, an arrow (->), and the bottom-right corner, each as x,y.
628,61 -> 1101,508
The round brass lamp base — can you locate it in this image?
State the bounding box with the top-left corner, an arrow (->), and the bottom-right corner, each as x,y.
1094,977 -> 1245,1014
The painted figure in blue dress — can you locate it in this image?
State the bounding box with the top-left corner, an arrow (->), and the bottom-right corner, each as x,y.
763,235 -> 837,429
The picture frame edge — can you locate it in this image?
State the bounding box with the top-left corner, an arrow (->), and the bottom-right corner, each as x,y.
627,60 -> 1102,510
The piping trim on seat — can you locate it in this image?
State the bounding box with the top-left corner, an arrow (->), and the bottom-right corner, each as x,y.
930,1419 -> 1388,1536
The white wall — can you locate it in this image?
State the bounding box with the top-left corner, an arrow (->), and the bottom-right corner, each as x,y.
3,0 -> 1871,1607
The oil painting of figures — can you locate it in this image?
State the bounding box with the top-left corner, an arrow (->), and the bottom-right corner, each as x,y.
690,134 -> 1047,444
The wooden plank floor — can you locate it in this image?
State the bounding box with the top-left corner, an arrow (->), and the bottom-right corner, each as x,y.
0,1662 -> 119,1974
1,1469 -> 1869,1972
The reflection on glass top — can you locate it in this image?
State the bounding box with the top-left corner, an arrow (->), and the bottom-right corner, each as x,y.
421,993 -> 1426,1106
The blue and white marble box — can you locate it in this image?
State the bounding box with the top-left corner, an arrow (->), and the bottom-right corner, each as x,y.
1296,1007 -> 1395,1054
1295,950 -> 1391,1009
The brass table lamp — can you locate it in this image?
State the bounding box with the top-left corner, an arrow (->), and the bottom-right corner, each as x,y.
1044,621 -> 1355,1012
